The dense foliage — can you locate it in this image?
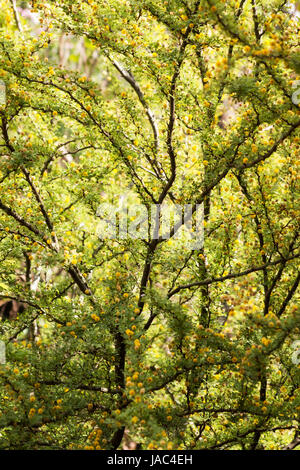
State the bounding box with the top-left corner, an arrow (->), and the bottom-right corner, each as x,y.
0,0 -> 299,450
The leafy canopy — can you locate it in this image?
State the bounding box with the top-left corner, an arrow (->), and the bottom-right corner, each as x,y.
0,0 -> 299,451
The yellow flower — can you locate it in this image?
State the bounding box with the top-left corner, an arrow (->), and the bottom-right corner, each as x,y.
28,408 -> 36,418
91,313 -> 100,322
261,337 -> 271,346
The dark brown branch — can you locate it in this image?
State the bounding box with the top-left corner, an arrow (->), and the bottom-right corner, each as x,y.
0,200 -> 43,237
109,57 -> 159,153
277,271 -> 300,318
168,255 -> 299,298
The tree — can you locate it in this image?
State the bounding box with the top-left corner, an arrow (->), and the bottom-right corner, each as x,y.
0,0 -> 299,450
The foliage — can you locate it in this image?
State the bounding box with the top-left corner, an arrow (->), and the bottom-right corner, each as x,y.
0,0 -> 299,450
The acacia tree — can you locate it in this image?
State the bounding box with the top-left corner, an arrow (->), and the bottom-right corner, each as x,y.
0,0 -> 299,450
